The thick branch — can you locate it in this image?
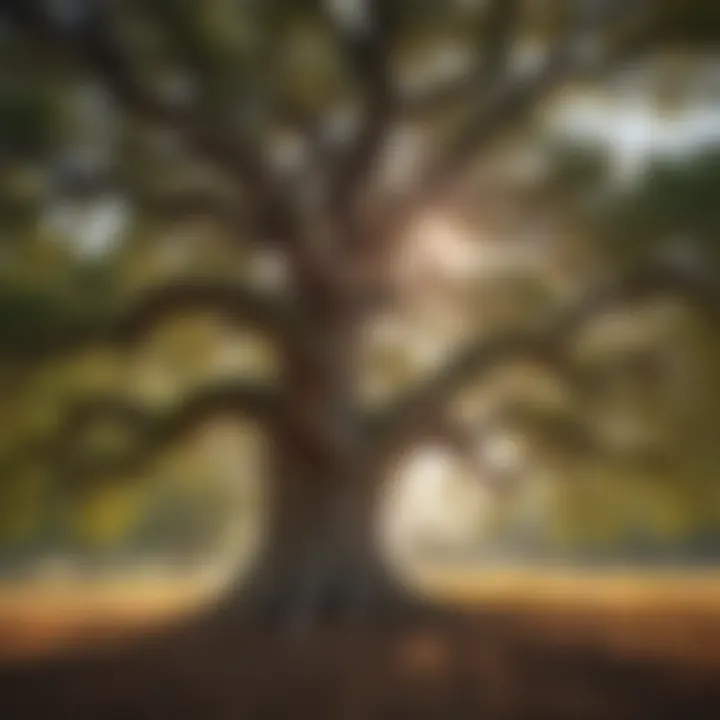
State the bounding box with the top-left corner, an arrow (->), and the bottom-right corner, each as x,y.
328,0 -> 399,224
383,0 -> 522,139
132,188 -> 252,240
1,381 -> 277,485
392,3 -> 656,224
372,260 -> 720,456
0,0 -> 297,242
0,279 -> 300,366
397,0 -> 534,119
414,413 -> 531,494
481,0 -> 522,81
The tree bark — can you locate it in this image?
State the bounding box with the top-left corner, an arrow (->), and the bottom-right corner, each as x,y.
229,269 -> 405,626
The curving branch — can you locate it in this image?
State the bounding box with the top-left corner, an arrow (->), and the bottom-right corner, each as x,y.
480,0 -> 523,82
396,0 -> 534,120
0,0 -> 297,243
328,0 -> 520,225
410,412 -> 535,494
371,259 -> 720,457
390,2 -> 658,227
129,187 -> 297,253
327,0 -> 400,224
0,279 -> 303,367
0,380 -> 278,486
380,409 -> 492,486
366,0 -> 522,152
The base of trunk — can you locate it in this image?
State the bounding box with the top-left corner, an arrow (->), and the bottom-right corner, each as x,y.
211,546 -> 436,635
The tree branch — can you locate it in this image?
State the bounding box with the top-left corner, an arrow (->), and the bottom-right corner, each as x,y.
390,2 -> 657,226
414,413 -> 532,494
371,259 -> 720,456
131,188 -> 253,241
1,380 -> 278,486
481,0 -> 523,81
0,279 -> 301,366
328,0 -> 399,225
380,0 -> 522,140
0,0 -> 297,243
396,0 -> 529,120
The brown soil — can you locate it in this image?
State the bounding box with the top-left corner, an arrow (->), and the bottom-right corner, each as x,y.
2,570 -> 720,719
1,605 -> 719,719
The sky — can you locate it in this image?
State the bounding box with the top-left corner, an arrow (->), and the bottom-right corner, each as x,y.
554,97 -> 720,182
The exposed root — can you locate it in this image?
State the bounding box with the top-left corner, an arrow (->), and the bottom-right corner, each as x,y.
209,557 -> 439,640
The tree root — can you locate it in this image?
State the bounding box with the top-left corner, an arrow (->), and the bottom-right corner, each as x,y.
209,557 -> 439,640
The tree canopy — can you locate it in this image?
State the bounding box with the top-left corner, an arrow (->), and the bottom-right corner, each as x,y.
0,0 -> 718,582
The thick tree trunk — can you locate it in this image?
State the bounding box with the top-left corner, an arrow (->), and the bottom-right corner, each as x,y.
230,271 -> 408,626
245,447 -> 389,624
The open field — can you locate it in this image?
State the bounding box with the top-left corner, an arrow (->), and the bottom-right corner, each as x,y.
416,566 -> 720,677
3,565 -> 720,666
0,569 -> 224,661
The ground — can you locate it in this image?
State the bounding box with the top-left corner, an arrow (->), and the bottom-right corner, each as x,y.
1,568 -> 720,719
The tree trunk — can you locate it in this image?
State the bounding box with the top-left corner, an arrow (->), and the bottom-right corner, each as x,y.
230,271 -> 407,626
245,445 -> 387,624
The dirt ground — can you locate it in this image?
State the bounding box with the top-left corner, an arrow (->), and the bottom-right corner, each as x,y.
1,569 -> 720,719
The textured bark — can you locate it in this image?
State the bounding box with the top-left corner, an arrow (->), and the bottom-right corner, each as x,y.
232,262 -> 405,626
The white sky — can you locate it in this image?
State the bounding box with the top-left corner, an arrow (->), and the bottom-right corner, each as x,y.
553,98 -> 720,182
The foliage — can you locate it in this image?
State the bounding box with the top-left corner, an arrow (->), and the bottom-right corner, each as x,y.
0,0 -> 717,570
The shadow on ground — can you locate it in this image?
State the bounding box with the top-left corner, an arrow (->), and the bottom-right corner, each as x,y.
1,606 -> 718,720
